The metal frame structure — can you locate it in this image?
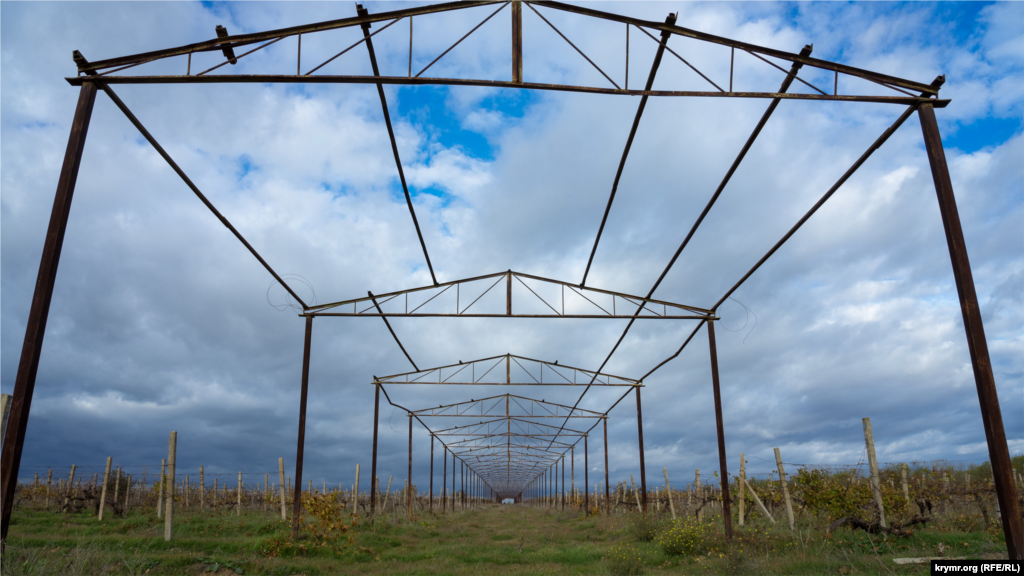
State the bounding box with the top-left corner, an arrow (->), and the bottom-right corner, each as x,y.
0,0 -> 1019,558
369,355 -> 642,510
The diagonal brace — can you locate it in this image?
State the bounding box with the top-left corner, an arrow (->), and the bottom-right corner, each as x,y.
580,12 -> 676,287
357,4 -> 439,286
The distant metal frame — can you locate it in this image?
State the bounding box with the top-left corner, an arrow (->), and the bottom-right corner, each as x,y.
1,0 -> 1017,557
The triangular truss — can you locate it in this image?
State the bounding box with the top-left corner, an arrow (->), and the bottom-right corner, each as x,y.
69,0 -> 945,108
375,353 -> 639,386
309,271 -> 711,319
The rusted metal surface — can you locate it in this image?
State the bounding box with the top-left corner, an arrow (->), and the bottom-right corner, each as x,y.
918,103 -> 1022,559
358,5 -> 437,286
511,1 -> 522,83
635,386 -> 647,514
581,12 -> 676,287
0,82 -> 98,542
603,417 -> 610,516
371,383 -> 380,513
292,316 -> 313,538
708,320 -> 732,539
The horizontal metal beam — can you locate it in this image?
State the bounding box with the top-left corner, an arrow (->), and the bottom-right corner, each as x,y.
307,313 -> 712,319
379,380 -> 638,386
65,77 -> 949,107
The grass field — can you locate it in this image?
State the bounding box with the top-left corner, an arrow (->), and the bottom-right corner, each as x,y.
1,502 -> 1009,575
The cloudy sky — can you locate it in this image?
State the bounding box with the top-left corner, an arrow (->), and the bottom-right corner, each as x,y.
2,1 -> 1021,495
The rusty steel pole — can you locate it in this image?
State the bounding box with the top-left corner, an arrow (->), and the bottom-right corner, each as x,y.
1,82 -> 98,543
407,414 -> 413,520
919,103 -> 1022,559
370,383 -> 380,513
442,446 -> 447,512
291,316 -> 313,538
584,434 -> 589,512
429,434 -> 434,513
451,452 -> 455,510
635,385 -> 648,514
708,320 -> 733,539
561,455 -> 565,511
603,416 -> 610,516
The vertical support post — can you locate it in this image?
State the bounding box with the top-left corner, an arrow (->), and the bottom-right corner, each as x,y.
707,320 -> 733,538
164,431 -> 176,542
442,447 -> 447,512
1,81 -> 98,542
353,463 -> 360,515
158,459 -> 165,518
292,316 -> 313,538
278,458 -> 286,521
561,455 -> 565,511
506,272 -> 512,315
429,434 -> 434,513
98,456 -> 112,521
635,386 -> 647,514
603,416 -> 610,516
511,1 -> 522,83
863,417 -> 887,529
571,446 -> 575,509
584,435 -> 589,512
451,452 -> 455,510
918,102 -> 1022,559
407,414 -> 413,521
774,447 -> 795,531
371,382 -> 380,513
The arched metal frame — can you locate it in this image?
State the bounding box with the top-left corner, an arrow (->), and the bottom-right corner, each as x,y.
0,0 -> 1018,557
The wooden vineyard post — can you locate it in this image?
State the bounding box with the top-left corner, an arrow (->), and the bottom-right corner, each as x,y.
63,464 -> 76,511
165,431 -> 176,542
124,475 -> 131,513
45,469 -> 53,509
157,459 -> 165,518
98,456 -> 112,520
695,469 -> 702,521
901,463 -> 911,507
278,458 -> 287,521
353,463 -> 360,515
237,471 -> 243,516
663,467 -> 676,519
862,417 -> 887,529
113,467 -> 121,514
264,473 -> 269,513
199,466 -> 205,514
774,448 -> 795,531
739,453 -> 746,526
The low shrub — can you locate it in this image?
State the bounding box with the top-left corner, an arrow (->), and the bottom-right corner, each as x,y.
603,543 -> 646,576
657,517 -> 714,556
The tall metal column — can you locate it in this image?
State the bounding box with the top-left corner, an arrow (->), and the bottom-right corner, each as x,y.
708,319 -> 733,539
603,416 -> 610,516
561,455 -> 565,511
636,385 -> 648,513
584,434 -> 589,512
442,446 -> 447,512
292,316 -> 314,538
919,103 -> 1022,559
370,383 -> 380,513
1,82 -> 98,542
407,414 -> 413,520
429,434 -> 434,513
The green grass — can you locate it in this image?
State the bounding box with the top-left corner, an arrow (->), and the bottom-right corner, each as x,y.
1,504 -> 1009,575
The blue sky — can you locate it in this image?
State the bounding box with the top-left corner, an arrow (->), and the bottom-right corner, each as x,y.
1,1 -> 1021,494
